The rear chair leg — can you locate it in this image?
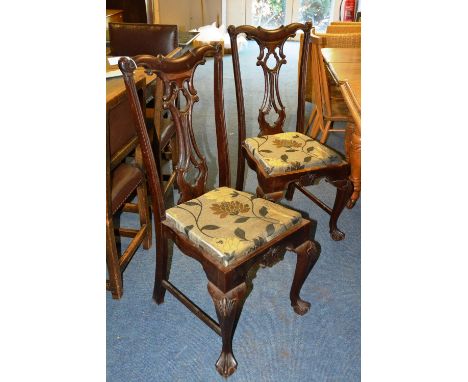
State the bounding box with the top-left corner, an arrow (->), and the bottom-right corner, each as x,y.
289,241 -> 320,315
106,218 -> 123,299
285,182 -> 296,201
329,179 -> 353,241
153,233 -> 169,304
208,282 -> 248,378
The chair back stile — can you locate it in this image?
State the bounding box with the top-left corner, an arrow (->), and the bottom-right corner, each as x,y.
119,44 -> 229,217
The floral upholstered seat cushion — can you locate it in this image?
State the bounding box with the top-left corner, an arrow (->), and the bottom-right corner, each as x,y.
165,187 -> 302,266
244,132 -> 345,175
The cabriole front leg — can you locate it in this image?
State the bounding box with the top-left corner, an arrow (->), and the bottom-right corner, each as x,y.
207,281 -> 248,377
289,240 -> 320,315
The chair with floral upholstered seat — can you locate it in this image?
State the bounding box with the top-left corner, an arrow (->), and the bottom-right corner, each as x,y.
228,22 -> 353,240
119,44 -> 321,377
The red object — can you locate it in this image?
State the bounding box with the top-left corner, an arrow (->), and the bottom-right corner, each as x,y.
343,0 -> 356,21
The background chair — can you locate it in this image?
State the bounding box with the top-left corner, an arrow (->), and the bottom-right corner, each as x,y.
315,32 -> 361,48
330,21 -> 361,25
326,24 -> 361,34
109,22 -> 181,193
119,44 -> 320,377
229,22 -> 353,241
106,76 -> 152,299
307,31 -> 353,143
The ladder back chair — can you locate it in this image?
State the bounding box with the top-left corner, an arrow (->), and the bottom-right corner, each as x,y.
299,31 -> 344,141
228,22 -> 353,240
307,31 -> 353,143
119,44 -> 321,377
106,76 -> 152,299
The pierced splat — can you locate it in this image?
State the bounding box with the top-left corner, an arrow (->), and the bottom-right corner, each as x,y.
159,72 -> 208,204
256,43 -> 287,135
119,44 -> 230,215
229,24 -> 309,137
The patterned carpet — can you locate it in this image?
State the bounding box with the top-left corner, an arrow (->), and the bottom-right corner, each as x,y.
107,40 -> 360,381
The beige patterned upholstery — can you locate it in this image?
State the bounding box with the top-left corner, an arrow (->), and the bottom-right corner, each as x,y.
244,132 -> 345,175
165,187 -> 302,266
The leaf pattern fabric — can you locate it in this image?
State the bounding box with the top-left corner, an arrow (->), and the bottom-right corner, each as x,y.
244,132 -> 345,175
165,187 -> 302,266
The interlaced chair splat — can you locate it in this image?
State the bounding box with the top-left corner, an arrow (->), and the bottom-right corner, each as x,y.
228,22 -> 353,240
119,44 -> 321,377
106,76 -> 152,299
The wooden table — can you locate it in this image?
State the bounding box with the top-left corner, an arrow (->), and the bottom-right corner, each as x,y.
106,69 -> 154,107
322,47 -> 361,207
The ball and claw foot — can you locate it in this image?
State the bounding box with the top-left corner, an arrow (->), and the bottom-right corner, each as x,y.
330,228 -> 345,241
215,352 -> 238,378
347,199 -> 356,209
292,298 -> 311,316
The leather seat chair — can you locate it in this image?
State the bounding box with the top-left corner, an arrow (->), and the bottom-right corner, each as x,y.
109,22 -> 181,193
106,75 -> 152,299
108,22 -> 178,57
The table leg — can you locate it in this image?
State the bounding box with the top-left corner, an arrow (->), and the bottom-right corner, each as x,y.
347,125 -> 361,208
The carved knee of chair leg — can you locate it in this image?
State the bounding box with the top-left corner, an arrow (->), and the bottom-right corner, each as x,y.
207,281 -> 248,377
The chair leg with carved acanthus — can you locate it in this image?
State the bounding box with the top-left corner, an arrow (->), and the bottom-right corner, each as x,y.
207,281 -> 248,378
289,240 -> 320,315
328,178 -> 354,241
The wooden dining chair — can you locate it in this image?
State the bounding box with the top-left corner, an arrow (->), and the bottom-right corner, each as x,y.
306,31 -> 353,144
109,22 -> 181,193
299,31 -> 344,140
106,76 -> 152,299
228,22 -> 353,241
119,44 -> 321,377
326,24 -> 361,34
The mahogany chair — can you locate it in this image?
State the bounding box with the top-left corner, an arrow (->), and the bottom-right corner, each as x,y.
228,22 -> 353,240
106,76 -> 152,299
109,22 -> 181,192
119,44 -> 321,377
